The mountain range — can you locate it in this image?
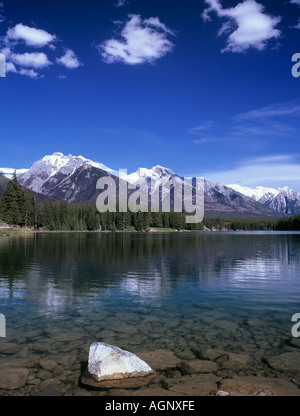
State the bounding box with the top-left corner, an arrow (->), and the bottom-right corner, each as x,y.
1,152 -> 299,218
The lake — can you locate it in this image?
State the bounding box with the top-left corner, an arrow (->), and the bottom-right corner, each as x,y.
1,231 -> 300,396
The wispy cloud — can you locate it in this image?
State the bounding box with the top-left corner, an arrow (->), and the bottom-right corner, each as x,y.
230,101 -> 300,144
232,122 -> 295,137
202,0 -> 281,53
98,14 -> 175,65
190,101 -> 299,149
200,154 -> 300,190
192,136 -> 224,144
115,0 -> 129,7
289,0 -> 300,29
0,2 -> 5,23
188,121 -> 214,135
18,68 -> 42,79
233,100 -> 300,121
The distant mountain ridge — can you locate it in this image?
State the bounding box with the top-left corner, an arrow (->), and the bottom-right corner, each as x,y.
123,164 -> 282,218
227,184 -> 300,216
0,152 -> 297,218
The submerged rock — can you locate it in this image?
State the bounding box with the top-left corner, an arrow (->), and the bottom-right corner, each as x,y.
195,348 -> 227,361
266,351 -> 300,374
136,350 -> 181,371
0,368 -> 29,390
166,374 -> 220,396
0,343 -> 21,355
219,376 -> 300,396
81,342 -> 155,389
217,353 -> 250,371
179,360 -> 218,374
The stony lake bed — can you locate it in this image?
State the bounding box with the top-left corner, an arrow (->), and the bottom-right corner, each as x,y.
1,232 -> 300,396
1,309 -> 300,396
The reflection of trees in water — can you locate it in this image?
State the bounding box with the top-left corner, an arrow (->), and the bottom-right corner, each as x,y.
0,233 -> 300,299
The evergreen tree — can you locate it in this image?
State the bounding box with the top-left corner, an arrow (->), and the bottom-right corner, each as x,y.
24,191 -> 35,227
0,171 -> 26,225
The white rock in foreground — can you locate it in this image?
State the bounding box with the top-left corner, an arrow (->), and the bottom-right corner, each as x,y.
88,342 -> 154,382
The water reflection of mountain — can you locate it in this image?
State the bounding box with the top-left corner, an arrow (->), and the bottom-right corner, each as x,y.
0,232 -> 300,308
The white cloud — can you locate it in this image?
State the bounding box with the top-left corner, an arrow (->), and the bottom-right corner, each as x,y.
56,49 -> 82,69
5,61 -> 17,73
200,154 -> 300,190
10,52 -> 52,68
0,21 -> 81,78
99,14 -> 175,65
203,0 -> 281,53
6,23 -> 56,47
290,0 -> 300,5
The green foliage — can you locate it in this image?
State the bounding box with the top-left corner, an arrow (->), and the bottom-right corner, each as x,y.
0,171 -> 35,226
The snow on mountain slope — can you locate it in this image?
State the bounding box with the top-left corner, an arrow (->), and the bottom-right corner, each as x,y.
123,165 -> 176,191
227,184 -> 300,215
124,166 -> 280,217
227,184 -> 281,201
18,152 -> 119,194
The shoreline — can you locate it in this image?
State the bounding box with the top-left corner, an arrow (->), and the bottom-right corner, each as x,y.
1,227 -> 300,237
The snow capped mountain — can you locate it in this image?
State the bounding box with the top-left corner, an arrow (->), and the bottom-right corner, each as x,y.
18,152 -> 119,194
16,152 -> 121,204
124,166 -> 280,218
227,184 -> 280,201
123,165 -> 177,197
124,165 -> 190,211
227,184 -> 300,215
124,165 -> 176,185
0,168 -> 29,179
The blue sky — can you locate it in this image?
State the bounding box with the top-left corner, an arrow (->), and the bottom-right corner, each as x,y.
1,0 -> 300,190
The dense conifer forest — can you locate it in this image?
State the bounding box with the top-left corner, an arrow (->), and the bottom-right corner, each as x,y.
0,173 -> 299,232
